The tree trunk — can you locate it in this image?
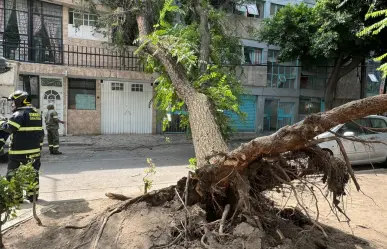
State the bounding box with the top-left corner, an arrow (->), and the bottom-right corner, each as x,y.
0,222 -> 3,249
186,92 -> 229,166
136,7 -> 228,167
195,0 -> 210,73
325,57 -> 343,110
325,57 -> 362,110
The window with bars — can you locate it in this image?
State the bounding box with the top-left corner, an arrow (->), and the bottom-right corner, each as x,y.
0,0 -> 63,63
69,9 -> 97,27
111,82 -> 124,91
68,78 -> 96,110
131,84 -> 143,92
243,46 -> 262,65
299,97 -> 321,115
267,50 -> 298,88
19,74 -> 40,108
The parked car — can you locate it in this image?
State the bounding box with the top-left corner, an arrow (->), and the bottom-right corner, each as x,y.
316,115 -> 387,165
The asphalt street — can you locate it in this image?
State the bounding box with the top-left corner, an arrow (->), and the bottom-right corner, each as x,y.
0,143 -> 195,202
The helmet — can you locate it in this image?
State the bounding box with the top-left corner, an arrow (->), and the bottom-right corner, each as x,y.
47,104 -> 55,110
8,90 -> 31,109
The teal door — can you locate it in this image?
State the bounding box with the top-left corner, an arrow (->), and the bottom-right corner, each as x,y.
228,95 -> 257,132
277,102 -> 294,129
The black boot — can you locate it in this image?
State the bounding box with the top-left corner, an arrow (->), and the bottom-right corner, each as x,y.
26,194 -> 39,203
51,150 -> 62,155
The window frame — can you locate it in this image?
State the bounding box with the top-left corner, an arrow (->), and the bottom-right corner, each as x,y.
131,83 -> 144,92
19,75 -> 40,108
243,46 -> 263,65
69,8 -> 97,27
68,78 -> 97,110
270,3 -> 284,16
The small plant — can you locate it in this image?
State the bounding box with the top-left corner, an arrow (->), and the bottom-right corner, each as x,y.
0,163 -> 37,248
143,158 -> 157,194
165,136 -> 171,143
188,157 -> 197,171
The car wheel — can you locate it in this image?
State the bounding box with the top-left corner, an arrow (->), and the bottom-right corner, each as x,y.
382,157 -> 387,168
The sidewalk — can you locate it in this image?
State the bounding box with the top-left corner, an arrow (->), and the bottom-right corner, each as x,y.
54,132 -> 274,148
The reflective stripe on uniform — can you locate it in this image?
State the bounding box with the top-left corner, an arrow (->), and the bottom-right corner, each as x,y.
49,145 -> 53,147
53,116 -> 58,119
8,120 -> 21,129
53,145 -> 59,148
28,153 -> 41,158
9,148 -> 41,155
18,127 -> 43,131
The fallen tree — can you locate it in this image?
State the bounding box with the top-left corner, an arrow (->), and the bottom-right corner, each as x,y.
7,1 -> 385,248
60,94 -> 387,249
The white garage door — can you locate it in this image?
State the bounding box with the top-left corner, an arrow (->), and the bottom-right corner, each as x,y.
101,81 -> 153,134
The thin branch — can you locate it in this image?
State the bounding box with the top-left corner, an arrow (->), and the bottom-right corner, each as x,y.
150,233 -> 183,249
174,188 -> 190,215
219,204 -> 230,235
271,167 -> 328,238
334,137 -> 360,191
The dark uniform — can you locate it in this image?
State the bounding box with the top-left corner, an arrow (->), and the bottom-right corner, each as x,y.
45,104 -> 62,154
0,91 -> 44,202
0,120 -> 10,158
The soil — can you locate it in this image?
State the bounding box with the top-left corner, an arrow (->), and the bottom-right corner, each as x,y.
2,170 -> 386,249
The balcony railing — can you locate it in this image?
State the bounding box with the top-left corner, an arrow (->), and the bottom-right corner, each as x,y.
0,41 -> 145,72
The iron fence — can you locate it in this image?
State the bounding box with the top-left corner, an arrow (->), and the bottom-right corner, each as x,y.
0,41 -> 145,72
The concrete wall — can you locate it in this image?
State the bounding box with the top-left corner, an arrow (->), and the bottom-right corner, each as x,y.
225,15 -> 262,40
239,66 -> 267,87
18,62 -> 156,82
0,62 -> 18,97
67,79 -> 101,135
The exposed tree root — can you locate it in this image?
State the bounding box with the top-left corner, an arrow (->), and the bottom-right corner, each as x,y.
32,191 -> 42,226
105,192 -> 131,201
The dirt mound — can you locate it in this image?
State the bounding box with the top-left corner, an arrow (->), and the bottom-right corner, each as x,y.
3,191 -> 372,249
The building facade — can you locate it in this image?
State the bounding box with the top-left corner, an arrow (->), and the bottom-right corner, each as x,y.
0,0 -> 383,135
0,0 -> 157,135
223,0 -> 384,133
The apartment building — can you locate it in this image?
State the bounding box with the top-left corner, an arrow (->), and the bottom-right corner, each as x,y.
220,0 -> 383,133
0,0 -> 382,135
0,0 -> 156,135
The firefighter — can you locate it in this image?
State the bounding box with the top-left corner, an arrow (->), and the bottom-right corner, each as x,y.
45,104 -> 65,155
0,90 -> 44,202
0,120 -> 10,161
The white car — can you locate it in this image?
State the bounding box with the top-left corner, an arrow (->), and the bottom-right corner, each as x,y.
316,115 -> 387,165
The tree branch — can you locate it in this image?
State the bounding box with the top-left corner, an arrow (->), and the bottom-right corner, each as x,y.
339,57 -> 362,78
221,94 -> 387,171
194,0 -> 211,73
136,8 -> 196,102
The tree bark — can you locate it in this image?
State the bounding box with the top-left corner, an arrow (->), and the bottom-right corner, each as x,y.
195,0 -> 210,73
325,57 -> 343,110
136,6 -> 228,167
214,94 -> 387,171
194,94 -> 387,195
0,222 -> 3,249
